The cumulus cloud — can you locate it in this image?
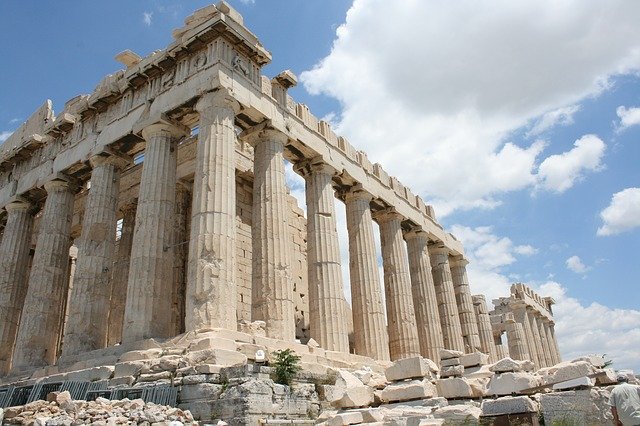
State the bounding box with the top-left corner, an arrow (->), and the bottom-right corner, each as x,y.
565,255 -> 589,274
301,0 -> 640,215
616,106 -> 640,131
537,281 -> 640,371
597,187 -> 640,236
0,131 -> 12,143
536,134 -> 606,193
527,105 -> 581,137
142,11 -> 153,26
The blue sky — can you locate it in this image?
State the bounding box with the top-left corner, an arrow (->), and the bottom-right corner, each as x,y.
1,1 -> 639,370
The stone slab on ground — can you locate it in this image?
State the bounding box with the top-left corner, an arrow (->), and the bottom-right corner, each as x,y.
380,379 -> 436,403
440,365 -> 464,378
540,388 -> 614,426
481,396 -> 539,416
431,404 -> 481,424
489,358 -> 533,373
436,378 -> 473,399
385,357 -> 439,382
327,411 -> 363,425
440,349 -> 464,360
552,376 -> 595,390
460,352 -> 489,368
486,372 -> 541,396
549,361 -> 595,384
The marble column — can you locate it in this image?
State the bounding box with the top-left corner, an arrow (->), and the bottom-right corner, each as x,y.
472,295 -> 498,362
172,183 -> 191,336
107,202 -> 136,346
512,304 -> 538,366
294,158 -> 349,352
63,155 -> 127,356
0,198 -> 35,374
123,121 -> 188,342
429,245 -> 465,352
57,246 -> 77,357
247,127 -> 295,341
12,178 -> 75,369
374,208 -> 420,360
546,321 -> 561,365
525,306 -> 544,367
186,90 -> 239,332
405,228 -> 444,363
505,320 -> 529,361
536,315 -> 553,367
495,343 -> 510,360
449,257 -> 481,353
344,186 -> 390,361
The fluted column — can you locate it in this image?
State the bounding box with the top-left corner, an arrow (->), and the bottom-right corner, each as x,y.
123,121 -> 188,342
429,245 -> 465,352
505,320 -> 529,361
405,228 -> 444,363
524,306 -> 544,367
536,314 -> 553,367
172,183 -> 191,336
0,198 -> 35,374
344,186 -> 389,361
546,321 -> 561,365
472,295 -> 498,362
449,257 -> 481,353
63,155 -> 127,356
12,178 -> 75,369
246,127 -> 295,341
107,202 -> 136,346
512,304 -> 538,366
374,208 -> 420,361
186,91 -> 239,332
294,158 -> 349,352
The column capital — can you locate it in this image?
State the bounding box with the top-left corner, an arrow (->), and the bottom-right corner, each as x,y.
372,207 -> 404,223
427,243 -> 450,256
342,184 -> 373,203
89,153 -> 131,170
239,120 -> 288,148
5,197 -> 32,213
403,226 -> 428,241
196,88 -> 241,117
449,255 -> 469,268
293,156 -> 337,179
141,120 -> 190,141
44,176 -> 77,193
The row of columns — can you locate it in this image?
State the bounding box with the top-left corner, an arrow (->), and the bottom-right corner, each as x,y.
0,89 -> 487,374
502,305 -> 561,368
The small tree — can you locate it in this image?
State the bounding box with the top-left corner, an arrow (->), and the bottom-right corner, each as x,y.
271,348 -> 301,386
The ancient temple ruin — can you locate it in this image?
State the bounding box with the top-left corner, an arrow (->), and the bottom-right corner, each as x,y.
0,4 -> 578,424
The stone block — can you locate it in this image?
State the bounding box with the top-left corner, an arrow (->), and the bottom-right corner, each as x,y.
114,361 -> 147,378
460,352 -> 489,368
339,385 -> 374,408
487,372 -> 541,396
109,376 -> 135,387
489,358 -> 533,373
185,349 -> 247,367
440,349 -> 464,360
463,365 -> 494,380
552,376 -> 595,390
380,379 -> 436,403
180,383 -> 224,401
440,365 -> 464,378
385,357 -> 438,382
481,396 -> 539,416
188,337 -> 237,352
119,348 -> 163,362
137,371 -> 172,382
355,407 -> 384,423
328,411 -> 364,426
571,355 -> 606,368
253,336 -> 310,354
153,354 -> 188,372
436,378 -> 473,399
195,364 -> 223,374
432,405 -> 481,423
66,366 -> 114,382
595,368 -> 617,385
549,361 -> 595,384
298,362 -> 329,376
440,358 -> 460,367
236,343 -> 268,361
540,388 -> 614,425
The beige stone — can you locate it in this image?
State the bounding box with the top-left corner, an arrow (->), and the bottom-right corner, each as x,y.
385,356 -> 438,382
481,396 -> 539,416
440,365 -> 464,378
486,372 -> 541,396
436,377 -> 473,399
380,379 -> 436,403
460,352 -> 489,368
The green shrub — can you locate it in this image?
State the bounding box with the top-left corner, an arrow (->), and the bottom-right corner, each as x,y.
271,348 -> 301,386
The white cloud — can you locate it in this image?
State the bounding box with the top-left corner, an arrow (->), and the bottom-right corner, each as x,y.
616,106 -> 640,131
143,11 -> 153,26
514,245 -> 538,256
301,0 -> 640,215
239,0 -> 255,4
537,281 -> 640,372
8,118 -> 20,124
597,187 -> 640,236
565,255 -> 589,274
527,105 -> 581,137
0,131 -> 13,143
536,134 -> 606,193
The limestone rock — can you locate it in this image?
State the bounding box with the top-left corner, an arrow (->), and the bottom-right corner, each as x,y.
460,352 -> 489,368
380,379 -> 437,403
487,372 -> 541,396
386,356 -> 439,382
552,376 -> 595,390
325,370 -> 375,408
432,404 -> 481,423
595,368 -> 617,385
440,349 -> 464,360
327,411 -> 364,426
481,396 -> 539,416
540,388 -> 614,425
549,361 -> 595,384
489,357 -> 533,373
571,355 -> 606,368
436,378 -> 473,399
440,365 -> 464,378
